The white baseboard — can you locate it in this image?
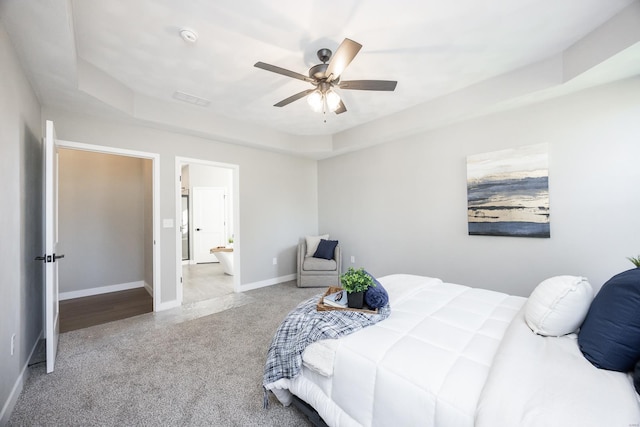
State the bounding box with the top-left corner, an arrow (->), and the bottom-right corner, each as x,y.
239,273 -> 296,292
155,299 -> 181,311
143,281 -> 153,297
59,281 -> 145,301
1,330 -> 43,425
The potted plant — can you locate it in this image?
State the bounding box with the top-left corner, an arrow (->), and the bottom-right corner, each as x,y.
628,255 -> 640,268
340,267 -> 375,309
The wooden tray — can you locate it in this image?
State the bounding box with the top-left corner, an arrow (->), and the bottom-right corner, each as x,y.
317,286 -> 378,314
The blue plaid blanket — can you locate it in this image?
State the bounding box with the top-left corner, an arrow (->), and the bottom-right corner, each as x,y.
263,293 -> 390,405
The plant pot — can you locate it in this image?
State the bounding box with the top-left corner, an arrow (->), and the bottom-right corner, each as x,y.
347,291 -> 364,309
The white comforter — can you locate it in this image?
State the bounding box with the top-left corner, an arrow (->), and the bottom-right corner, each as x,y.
475,308 -> 640,427
271,274 -> 526,426
269,274 -> 640,426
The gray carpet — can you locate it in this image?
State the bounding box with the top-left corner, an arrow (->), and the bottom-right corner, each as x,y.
8,281 -> 322,426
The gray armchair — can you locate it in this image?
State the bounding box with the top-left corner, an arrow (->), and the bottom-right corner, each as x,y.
297,238 -> 342,288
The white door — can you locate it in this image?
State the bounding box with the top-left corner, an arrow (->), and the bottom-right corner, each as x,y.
44,120 -> 62,373
193,187 -> 226,263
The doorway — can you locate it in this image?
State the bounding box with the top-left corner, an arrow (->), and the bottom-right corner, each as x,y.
57,140 -> 161,312
176,157 -> 240,305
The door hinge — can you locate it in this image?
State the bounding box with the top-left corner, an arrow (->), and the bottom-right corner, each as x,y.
180,277 -> 183,283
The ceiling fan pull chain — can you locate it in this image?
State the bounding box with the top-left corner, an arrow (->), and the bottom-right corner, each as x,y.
323,98 -> 328,123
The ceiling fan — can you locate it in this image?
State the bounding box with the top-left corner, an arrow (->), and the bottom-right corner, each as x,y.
254,38 -> 397,115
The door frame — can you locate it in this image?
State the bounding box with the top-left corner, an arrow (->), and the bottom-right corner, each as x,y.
56,139 -> 162,311
181,194 -> 190,262
175,157 -> 240,302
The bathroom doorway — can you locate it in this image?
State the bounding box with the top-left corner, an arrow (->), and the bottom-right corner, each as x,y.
175,157 -> 240,305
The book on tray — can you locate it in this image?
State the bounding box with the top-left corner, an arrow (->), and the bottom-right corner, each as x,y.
323,290 -> 347,308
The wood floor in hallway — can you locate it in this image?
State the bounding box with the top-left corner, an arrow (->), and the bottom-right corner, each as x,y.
59,287 -> 153,333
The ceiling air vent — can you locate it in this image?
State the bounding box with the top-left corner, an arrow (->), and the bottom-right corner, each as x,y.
172,91 -> 211,107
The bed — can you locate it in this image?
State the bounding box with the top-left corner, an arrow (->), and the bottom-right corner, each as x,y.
264,273 -> 640,427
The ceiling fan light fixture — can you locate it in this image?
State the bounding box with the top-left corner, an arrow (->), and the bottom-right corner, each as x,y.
325,89 -> 341,112
307,90 -> 323,112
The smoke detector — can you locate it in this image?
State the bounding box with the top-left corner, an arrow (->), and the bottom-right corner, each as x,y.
179,28 -> 198,43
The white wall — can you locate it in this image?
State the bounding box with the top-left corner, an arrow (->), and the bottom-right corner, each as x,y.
42,107 -> 319,303
185,163 -> 234,259
58,149 -> 149,295
188,163 -> 232,189
318,77 -> 640,296
0,23 -> 43,424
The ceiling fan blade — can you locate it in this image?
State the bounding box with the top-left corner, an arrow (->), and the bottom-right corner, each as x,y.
334,100 -> 347,115
325,38 -> 362,82
338,80 -> 398,91
254,62 -> 314,83
273,89 -> 315,107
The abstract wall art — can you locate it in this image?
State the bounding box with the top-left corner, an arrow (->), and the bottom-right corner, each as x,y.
467,143 -> 550,238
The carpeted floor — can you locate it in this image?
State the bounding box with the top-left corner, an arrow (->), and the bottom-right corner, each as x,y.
8,281 -> 323,426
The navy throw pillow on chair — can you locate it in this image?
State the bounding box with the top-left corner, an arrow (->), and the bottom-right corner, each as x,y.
313,239 -> 338,260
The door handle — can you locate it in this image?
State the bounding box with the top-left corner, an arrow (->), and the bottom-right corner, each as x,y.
34,254 -> 65,263
196,228 -> 201,231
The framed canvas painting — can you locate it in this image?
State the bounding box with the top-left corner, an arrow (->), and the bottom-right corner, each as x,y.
467,143 -> 549,238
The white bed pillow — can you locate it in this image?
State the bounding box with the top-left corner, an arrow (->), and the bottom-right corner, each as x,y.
525,275 -> 593,337
305,234 -> 329,257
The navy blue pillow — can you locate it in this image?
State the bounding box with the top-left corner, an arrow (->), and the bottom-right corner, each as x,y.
578,268 -> 640,371
364,271 -> 389,309
313,239 -> 338,260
